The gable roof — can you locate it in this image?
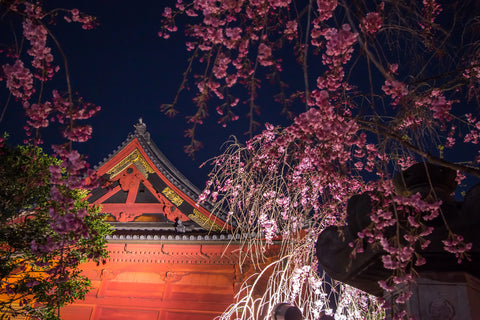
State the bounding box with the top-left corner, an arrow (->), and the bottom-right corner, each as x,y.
88,119 -> 232,235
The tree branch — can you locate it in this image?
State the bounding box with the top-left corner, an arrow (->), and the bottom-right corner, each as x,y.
357,119 -> 480,178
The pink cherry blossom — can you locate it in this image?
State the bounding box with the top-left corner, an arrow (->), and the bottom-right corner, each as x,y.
316,0 -> 337,22
2,60 -> 34,100
361,12 -> 383,35
258,43 -> 274,67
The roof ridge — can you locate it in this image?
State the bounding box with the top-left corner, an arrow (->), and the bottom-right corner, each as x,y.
91,119 -> 229,225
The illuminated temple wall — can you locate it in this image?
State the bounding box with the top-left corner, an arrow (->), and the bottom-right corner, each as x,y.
62,243 -> 245,320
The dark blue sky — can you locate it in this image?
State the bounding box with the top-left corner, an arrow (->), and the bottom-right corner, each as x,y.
55,1 -> 303,188
2,1 -> 477,192
63,1 -> 220,188
2,1 -> 290,189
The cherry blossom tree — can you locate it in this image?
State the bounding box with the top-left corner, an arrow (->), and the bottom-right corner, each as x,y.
159,0 -> 480,319
0,1 -> 110,318
0,144 -> 110,320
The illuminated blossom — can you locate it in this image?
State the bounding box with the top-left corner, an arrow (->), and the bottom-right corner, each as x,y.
361,12 -> 383,35
258,43 -> 274,66
2,60 -> 34,99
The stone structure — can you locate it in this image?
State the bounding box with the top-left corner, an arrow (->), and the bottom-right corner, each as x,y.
316,163 -> 480,318
389,272 -> 480,320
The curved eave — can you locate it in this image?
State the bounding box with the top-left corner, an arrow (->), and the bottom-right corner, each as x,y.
92,124 -> 232,231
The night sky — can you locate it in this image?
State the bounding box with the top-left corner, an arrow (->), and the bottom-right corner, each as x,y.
2,2 -> 478,192
1,1 -> 287,189
64,1 -> 230,189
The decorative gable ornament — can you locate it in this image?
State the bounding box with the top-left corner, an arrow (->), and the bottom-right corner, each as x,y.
89,119 -> 230,232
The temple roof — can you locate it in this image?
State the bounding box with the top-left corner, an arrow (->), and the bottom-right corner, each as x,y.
94,119 -> 201,202
88,119 -> 232,235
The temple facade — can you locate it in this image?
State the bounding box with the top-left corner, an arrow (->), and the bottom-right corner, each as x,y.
61,120 -> 276,320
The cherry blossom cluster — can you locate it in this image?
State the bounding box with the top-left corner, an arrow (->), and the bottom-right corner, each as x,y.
24,101 -> 51,128
442,233 -> 473,264
463,60 -> 480,98
382,78 -> 408,107
258,212 -> 278,244
1,7 -> 98,148
45,185 -> 90,243
21,90 -> 100,145
289,265 -> 311,301
419,0 -> 442,32
361,11 -> 383,35
22,17 -> 55,80
397,156 -> 416,171
2,60 -> 34,100
415,89 -> 453,124
159,0 -> 300,154
164,0 -> 480,318
316,0 -> 337,22
310,2 -> 362,96
1,0 -> 101,267
315,24 -> 358,93
64,8 -> 98,30
334,285 -> 384,320
1,1 -> 101,152
464,113 -> 480,145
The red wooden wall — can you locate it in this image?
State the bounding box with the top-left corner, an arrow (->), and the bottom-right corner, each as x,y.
61,242 -> 246,320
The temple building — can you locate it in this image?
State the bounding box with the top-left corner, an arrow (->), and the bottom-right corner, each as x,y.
61,120 -> 277,320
